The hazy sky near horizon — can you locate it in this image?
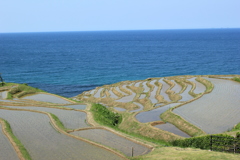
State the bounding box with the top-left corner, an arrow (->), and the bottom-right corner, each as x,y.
0,0 -> 240,33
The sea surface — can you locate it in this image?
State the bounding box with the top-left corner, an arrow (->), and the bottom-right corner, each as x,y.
1,29 -> 240,97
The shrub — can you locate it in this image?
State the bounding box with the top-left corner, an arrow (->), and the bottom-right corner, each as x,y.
171,134 -> 235,150
91,103 -> 122,127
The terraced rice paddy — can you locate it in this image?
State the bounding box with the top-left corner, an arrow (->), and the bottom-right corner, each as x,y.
174,78 -> 240,134
158,79 -> 171,102
63,104 -> 87,110
154,123 -> 190,138
0,109 -> 123,160
3,106 -> 88,129
75,75 -> 214,137
148,80 -> 158,104
0,124 -> 19,160
170,80 -> 182,93
187,77 -> 206,94
71,129 -> 151,157
2,75 -> 239,159
23,93 -> 71,104
136,103 -> 182,123
93,88 -> 103,98
179,84 -> 193,101
114,107 -> 126,112
109,89 -> 119,99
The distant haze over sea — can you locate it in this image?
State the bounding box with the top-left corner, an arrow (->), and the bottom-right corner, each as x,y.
1,29 -> 240,97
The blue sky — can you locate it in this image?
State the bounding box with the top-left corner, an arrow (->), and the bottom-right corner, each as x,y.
0,0 -> 240,33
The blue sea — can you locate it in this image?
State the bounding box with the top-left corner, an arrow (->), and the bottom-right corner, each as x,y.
1,29 -> 240,97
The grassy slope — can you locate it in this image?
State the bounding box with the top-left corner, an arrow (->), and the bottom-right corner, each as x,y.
130,146 -> 240,160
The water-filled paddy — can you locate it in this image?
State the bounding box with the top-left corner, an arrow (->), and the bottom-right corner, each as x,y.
170,80 -> 182,93
4,106 -> 88,129
136,103 -> 181,123
158,79 -> 171,102
174,78 -> 240,134
64,104 -> 87,110
93,88 -> 103,98
179,84 -> 193,101
154,123 -> 191,138
109,89 -> 119,99
0,109 -> 123,160
187,77 -> 206,94
71,129 -> 151,157
114,107 -> 126,112
142,81 -> 150,92
115,87 -> 128,96
22,93 -> 71,104
148,80 -> 158,104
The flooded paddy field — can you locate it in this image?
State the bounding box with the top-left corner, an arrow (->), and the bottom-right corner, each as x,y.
22,93 -> 71,104
148,80 -> 158,104
0,109 -> 123,160
174,78 -> 240,134
187,77 -> 206,94
114,107 -> 126,112
63,104 -> 87,110
136,103 -> 181,123
0,124 -> 19,160
170,80 -> 182,93
71,128 -> 151,157
158,79 -> 171,102
2,106 -> 88,129
116,91 -> 136,103
141,81 -> 150,92
93,88 -> 103,98
154,123 -> 191,138
108,89 -> 119,99
179,84 -> 193,101
115,86 -> 128,96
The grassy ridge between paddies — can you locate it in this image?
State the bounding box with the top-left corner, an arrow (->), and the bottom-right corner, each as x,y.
0,118 -> 31,160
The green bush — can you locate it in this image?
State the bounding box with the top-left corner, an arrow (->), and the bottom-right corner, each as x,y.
233,77 -> 240,83
172,134 -> 235,150
91,103 -> 122,127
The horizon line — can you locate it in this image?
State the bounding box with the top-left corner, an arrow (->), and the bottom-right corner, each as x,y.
1,27 -> 240,34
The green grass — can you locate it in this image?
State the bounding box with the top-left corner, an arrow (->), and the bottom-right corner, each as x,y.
6,83 -> 45,99
233,77 -> 240,83
49,113 -> 67,132
130,146 -> 240,160
231,122 -> 240,131
91,103 -> 122,127
1,118 -> 32,160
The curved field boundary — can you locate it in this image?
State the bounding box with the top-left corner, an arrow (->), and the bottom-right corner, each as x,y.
0,107 -> 127,160
2,106 -> 89,130
0,118 -> 26,160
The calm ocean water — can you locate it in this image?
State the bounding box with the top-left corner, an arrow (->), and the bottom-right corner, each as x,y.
1,29 -> 240,97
